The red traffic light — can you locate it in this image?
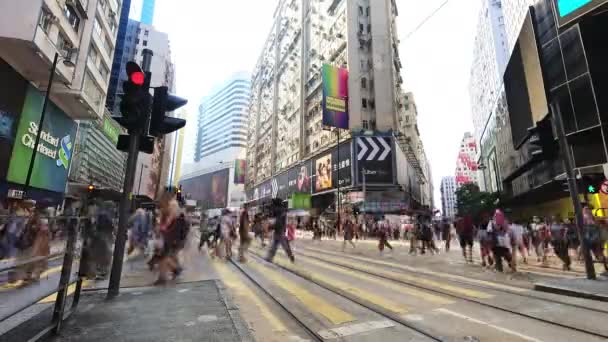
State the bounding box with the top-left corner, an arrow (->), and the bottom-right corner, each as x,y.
130,71 -> 145,86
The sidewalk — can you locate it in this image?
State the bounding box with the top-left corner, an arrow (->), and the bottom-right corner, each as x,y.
1,280 -> 252,342
0,239 -> 66,272
534,276 -> 608,302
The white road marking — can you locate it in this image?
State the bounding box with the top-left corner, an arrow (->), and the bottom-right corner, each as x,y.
197,315 -> 218,323
402,314 -> 425,322
435,308 -> 543,342
318,320 -> 395,339
184,321 -> 196,327
177,289 -> 190,293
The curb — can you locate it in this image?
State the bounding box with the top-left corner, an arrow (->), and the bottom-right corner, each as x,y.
215,279 -> 255,342
534,283 -> 608,302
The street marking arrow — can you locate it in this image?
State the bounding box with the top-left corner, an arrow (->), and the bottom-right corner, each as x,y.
378,138 -> 390,161
357,138 -> 368,160
366,137 -> 380,160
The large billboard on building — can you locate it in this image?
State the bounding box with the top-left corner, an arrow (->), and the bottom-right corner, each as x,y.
0,59 -> 28,182
554,0 -> 608,27
314,152 -> 332,192
503,10 -> 548,148
181,168 -> 230,209
313,141 -> 352,193
6,85 -> 77,193
322,64 -> 349,129
355,136 -> 393,184
234,159 -> 246,184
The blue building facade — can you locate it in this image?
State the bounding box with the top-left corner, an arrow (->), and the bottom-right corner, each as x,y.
141,0 -> 155,25
106,0 -> 132,113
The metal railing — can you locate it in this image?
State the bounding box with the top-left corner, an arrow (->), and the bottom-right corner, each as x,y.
0,215 -> 90,339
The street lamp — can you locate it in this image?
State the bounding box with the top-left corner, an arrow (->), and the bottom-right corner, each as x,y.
24,49 -> 77,198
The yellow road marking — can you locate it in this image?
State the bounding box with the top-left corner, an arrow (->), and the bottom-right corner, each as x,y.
296,254 -> 453,305
1,265 -> 63,291
303,248 -> 492,299
247,261 -> 355,325
38,280 -> 90,304
306,246 -> 525,292
213,262 -> 288,333
267,255 -> 409,314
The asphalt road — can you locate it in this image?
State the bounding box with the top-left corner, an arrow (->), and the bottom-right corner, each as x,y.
3,232 -> 607,341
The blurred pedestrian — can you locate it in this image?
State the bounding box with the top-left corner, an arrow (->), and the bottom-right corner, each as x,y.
266,199 -> 295,263
378,217 -> 393,254
441,219 -> 452,252
457,215 -> 475,263
342,218 -> 356,251
238,207 -> 251,262
492,209 -> 515,273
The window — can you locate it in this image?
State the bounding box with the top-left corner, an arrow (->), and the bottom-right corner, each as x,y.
99,62 -> 110,80
88,46 -> 99,64
56,32 -> 74,54
136,38 -> 140,44
366,7 -> 370,16
362,98 -> 367,108
63,4 -> 80,32
367,24 -> 371,33
358,6 -> 363,15
84,72 -> 103,107
143,40 -> 148,46
137,28 -> 141,34
94,17 -> 103,37
145,30 -> 149,36
39,7 -> 53,34
359,24 -> 364,33
361,77 -> 367,89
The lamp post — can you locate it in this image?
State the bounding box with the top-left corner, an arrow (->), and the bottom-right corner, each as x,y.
24,50 -> 76,198
137,164 -> 149,196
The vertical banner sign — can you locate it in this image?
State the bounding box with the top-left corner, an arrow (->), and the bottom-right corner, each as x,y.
322,64 -> 349,129
234,159 -> 247,184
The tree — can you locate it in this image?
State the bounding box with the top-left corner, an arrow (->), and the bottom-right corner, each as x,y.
455,183 -> 500,225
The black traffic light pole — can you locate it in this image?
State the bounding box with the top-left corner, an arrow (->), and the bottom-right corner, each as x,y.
552,102 -> 596,280
108,49 -> 154,298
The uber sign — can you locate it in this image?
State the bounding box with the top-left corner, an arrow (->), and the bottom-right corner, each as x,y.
554,0 -> 608,27
356,136 -> 394,185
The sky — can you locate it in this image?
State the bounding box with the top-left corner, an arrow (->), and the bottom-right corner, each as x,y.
153,0 -> 481,208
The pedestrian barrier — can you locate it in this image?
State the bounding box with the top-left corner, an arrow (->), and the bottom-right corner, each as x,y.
0,215 -> 90,340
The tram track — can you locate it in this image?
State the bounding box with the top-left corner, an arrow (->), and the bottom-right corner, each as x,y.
242,251 -> 445,341
292,246 -> 608,340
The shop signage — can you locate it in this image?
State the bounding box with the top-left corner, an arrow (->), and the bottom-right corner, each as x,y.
356,136 -> 394,185
6,85 -> 77,193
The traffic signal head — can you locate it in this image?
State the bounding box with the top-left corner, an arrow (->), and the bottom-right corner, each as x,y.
150,86 -> 187,137
582,175 -> 604,195
87,184 -> 95,192
528,116 -> 557,161
115,62 -> 151,133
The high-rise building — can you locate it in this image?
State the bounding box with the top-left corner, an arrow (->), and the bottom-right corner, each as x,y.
0,0 -> 122,203
247,0 -> 406,185
469,0 -> 509,141
455,132 -> 478,186
129,0 -> 155,25
193,73 -> 250,164
106,0 -> 132,112
440,176 -> 457,219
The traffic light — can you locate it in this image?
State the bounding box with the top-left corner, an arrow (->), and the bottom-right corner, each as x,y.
528,116 -> 558,161
177,185 -> 183,202
582,175 -> 604,195
87,184 -> 95,193
114,62 -> 152,133
150,86 -> 187,137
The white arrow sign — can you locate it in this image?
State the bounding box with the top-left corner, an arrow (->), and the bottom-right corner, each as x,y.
357,138 -> 368,160
271,178 -> 278,198
366,137 -> 380,161
378,137 -> 391,161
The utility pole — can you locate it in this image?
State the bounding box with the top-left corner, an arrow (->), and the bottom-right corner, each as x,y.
552,102 -> 596,280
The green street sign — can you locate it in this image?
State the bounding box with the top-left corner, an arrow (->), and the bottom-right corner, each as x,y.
102,117 -> 120,145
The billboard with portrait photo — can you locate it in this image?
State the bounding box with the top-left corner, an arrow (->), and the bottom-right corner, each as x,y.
181,168 -> 230,209
314,153 -> 332,192
288,160 -> 311,194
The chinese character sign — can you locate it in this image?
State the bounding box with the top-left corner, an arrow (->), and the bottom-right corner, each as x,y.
322,64 -> 349,129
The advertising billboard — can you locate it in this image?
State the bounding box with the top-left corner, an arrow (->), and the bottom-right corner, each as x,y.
322,64 -> 349,129
0,60 -> 28,181
288,160 -> 311,194
234,159 -> 246,184
314,152 -> 333,192
503,10 -> 548,149
554,0 -> 608,27
6,85 -> 77,193
181,168 -> 230,209
356,136 -> 394,184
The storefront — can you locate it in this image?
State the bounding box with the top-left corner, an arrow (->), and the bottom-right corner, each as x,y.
246,133 -> 410,215
0,60 -> 77,206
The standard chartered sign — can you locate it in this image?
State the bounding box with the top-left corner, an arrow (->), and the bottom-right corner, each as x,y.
21,121 -> 60,159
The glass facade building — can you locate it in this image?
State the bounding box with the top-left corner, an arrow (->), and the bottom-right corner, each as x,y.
195,74 -> 251,162
141,0 -> 155,25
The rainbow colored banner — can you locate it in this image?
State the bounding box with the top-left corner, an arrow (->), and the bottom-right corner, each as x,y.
234,159 -> 247,184
322,64 -> 349,129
